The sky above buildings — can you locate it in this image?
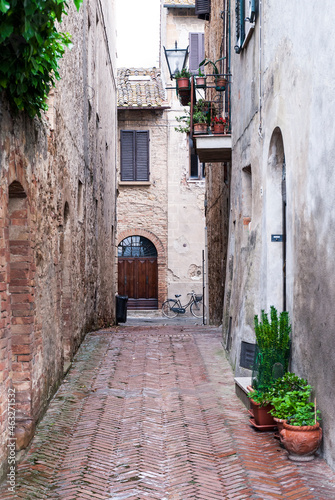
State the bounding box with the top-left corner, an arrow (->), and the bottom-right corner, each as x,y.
115,0 -> 160,68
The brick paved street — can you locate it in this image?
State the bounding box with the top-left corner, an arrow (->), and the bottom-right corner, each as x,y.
2,323 -> 335,499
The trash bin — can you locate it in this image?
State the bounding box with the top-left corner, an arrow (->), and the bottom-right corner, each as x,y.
116,294 -> 128,323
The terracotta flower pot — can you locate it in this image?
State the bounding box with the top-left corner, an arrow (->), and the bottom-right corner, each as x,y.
215,76 -> 227,91
195,76 -> 206,88
280,421 -> 322,461
177,77 -> 190,91
213,123 -> 225,134
193,123 -> 208,134
250,399 -> 275,426
273,417 -> 286,434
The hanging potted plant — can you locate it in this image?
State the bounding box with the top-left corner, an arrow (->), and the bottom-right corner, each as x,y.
199,57 -> 227,91
174,68 -> 192,93
195,68 -> 206,89
212,116 -> 227,134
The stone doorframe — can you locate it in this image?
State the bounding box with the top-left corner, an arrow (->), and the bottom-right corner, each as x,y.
117,229 -> 167,307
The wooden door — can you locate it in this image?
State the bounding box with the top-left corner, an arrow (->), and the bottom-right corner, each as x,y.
118,257 -> 158,309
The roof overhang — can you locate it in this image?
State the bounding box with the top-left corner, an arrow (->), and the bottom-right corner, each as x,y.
194,134 -> 232,163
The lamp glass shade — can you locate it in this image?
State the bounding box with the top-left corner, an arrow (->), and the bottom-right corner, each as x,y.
164,46 -> 189,79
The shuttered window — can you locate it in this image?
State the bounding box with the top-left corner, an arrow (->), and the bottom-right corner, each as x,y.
120,130 -> 149,181
189,32 -> 205,74
195,0 -> 211,19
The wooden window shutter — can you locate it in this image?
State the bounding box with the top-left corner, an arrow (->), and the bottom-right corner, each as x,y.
135,131 -> 149,181
121,131 -> 135,181
195,0 -> 210,17
189,33 -> 205,74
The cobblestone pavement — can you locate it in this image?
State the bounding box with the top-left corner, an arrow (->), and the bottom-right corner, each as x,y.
2,324 -> 335,499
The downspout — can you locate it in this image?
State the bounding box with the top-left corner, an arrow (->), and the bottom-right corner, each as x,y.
258,0 -> 263,138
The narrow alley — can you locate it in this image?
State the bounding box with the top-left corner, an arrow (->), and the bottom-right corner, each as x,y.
1,323 -> 335,500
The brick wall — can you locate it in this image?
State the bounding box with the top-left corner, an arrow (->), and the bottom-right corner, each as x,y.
0,0 -> 117,476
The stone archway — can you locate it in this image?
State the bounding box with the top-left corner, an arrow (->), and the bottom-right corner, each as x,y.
266,128 -> 287,311
8,181 -> 35,449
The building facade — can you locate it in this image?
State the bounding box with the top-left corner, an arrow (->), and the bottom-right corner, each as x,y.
0,0 -> 117,475
202,0 -> 335,469
116,1 -> 206,310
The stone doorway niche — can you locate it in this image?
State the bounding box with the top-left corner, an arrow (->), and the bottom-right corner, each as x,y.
266,128 -> 287,311
8,181 -> 35,449
61,202 -> 73,361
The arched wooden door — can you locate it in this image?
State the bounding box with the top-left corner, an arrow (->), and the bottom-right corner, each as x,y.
118,236 -> 158,309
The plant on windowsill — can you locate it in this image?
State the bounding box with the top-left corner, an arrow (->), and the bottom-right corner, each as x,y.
199,57 -> 227,91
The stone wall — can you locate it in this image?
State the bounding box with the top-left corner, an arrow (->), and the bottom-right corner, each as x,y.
0,0 -> 117,476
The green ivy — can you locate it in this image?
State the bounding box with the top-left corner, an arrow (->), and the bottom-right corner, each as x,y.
0,0 -> 82,117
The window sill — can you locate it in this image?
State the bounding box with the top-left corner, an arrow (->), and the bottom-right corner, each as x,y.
118,181 -> 151,186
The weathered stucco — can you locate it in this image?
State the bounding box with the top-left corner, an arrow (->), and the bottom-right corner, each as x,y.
0,0 -> 117,476
219,0 -> 335,469
162,5 -> 206,302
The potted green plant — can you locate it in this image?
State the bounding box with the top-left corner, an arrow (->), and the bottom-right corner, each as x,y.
195,68 -> 206,88
174,68 -> 192,92
174,100 -> 209,134
252,306 -> 291,393
193,110 -> 208,134
199,57 -> 227,90
280,398 -> 322,462
247,387 -> 275,428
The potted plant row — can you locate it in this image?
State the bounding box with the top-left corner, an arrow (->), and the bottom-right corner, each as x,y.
174,99 -> 212,135
246,306 -> 322,461
248,372 -> 322,462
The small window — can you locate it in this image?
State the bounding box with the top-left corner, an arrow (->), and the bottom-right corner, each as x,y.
195,0 -> 211,20
120,130 -> 149,182
189,32 -> 205,74
235,0 -> 256,53
190,152 -> 205,180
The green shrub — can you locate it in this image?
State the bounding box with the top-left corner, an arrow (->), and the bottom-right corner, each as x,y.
252,306 -> 291,392
0,0 -> 82,117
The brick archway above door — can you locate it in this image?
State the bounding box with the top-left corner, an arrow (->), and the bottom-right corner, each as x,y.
117,229 -> 167,309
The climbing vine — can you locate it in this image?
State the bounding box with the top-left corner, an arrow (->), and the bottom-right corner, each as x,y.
0,0 -> 82,117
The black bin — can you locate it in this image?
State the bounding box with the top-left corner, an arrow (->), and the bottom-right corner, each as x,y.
116,294 -> 128,323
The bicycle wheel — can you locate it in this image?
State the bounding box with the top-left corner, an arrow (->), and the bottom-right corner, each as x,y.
162,299 -> 179,318
190,299 -> 206,318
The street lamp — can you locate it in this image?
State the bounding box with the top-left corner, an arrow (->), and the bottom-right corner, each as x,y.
163,41 -> 189,80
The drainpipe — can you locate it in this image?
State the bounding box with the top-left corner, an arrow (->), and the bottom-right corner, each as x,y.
258,0 -> 263,138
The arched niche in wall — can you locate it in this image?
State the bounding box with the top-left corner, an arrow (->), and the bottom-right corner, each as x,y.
8,181 -> 35,449
61,201 -> 73,361
266,127 -> 287,311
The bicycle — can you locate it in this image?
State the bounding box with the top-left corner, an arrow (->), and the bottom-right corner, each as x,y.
162,291 -> 206,319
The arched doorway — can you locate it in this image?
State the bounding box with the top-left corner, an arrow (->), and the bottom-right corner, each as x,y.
266,128 -> 287,311
118,236 -> 158,309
